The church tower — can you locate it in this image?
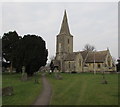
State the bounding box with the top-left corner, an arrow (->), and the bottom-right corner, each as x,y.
56,10 -> 73,61
55,10 -> 73,72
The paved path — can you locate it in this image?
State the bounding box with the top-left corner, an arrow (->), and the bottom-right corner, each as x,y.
34,73 -> 52,105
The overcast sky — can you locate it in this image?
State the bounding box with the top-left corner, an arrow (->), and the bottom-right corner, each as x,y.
1,2 -> 118,63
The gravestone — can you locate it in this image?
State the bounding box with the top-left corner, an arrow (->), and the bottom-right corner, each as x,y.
34,72 -> 39,84
21,66 -> 27,81
101,71 -> 108,84
57,75 -> 62,80
101,80 -> 108,84
21,73 -> 27,81
54,68 -> 62,80
2,86 -> 14,96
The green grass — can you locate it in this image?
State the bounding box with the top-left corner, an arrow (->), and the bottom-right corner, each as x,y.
2,72 -> 42,105
47,73 -> 118,105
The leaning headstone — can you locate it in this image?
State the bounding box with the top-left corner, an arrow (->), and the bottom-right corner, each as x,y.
2,86 -> 14,96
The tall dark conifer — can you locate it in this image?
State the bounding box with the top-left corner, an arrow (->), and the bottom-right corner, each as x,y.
2,31 -> 48,75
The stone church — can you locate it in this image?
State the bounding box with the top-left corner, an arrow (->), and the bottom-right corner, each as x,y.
53,10 -> 116,72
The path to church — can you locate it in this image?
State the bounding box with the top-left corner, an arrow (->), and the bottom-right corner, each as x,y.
34,73 -> 52,105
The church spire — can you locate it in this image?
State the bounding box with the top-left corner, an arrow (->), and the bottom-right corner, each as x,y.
59,10 -> 70,35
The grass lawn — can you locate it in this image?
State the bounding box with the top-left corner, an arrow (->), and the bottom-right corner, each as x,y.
47,73 -> 118,105
2,72 -> 42,105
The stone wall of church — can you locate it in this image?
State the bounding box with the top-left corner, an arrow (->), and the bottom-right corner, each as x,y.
56,34 -> 73,55
74,54 -> 83,72
83,50 -> 116,72
64,61 -> 75,72
104,51 -> 116,71
85,63 -> 104,72
64,53 -> 83,73
64,35 -> 73,53
84,62 -> 116,72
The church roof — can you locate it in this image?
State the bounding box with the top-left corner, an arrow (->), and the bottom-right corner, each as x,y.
79,51 -> 88,61
80,50 -> 108,63
64,52 -> 79,61
59,10 -> 71,35
63,50 -> 108,62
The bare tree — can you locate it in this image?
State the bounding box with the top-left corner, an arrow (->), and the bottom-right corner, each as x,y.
83,44 -> 96,51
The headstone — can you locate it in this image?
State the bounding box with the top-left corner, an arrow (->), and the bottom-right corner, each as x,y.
101,71 -> 108,84
21,66 -> 27,81
22,66 -> 25,75
2,86 -> 14,96
21,73 -> 27,81
54,68 -> 62,80
34,72 -> 39,84
57,75 -> 63,80
101,80 -> 108,84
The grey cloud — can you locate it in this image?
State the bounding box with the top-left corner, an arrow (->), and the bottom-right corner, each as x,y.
2,2 -> 118,62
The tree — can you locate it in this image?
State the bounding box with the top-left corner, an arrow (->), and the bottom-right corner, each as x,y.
0,38 -> 2,69
14,34 -> 48,76
2,31 -> 21,60
82,44 -> 96,73
83,44 -> 95,51
2,31 -> 48,76
2,31 -> 21,72
0,37 -> 1,58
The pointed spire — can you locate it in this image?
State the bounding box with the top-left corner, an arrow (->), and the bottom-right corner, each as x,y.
59,10 -> 70,35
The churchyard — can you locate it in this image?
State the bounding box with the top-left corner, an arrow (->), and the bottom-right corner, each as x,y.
2,72 -> 118,105
2,72 -> 42,105
2,6 -> 119,106
47,72 -> 118,105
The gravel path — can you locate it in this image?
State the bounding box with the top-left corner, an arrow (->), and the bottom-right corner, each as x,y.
34,73 -> 52,105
